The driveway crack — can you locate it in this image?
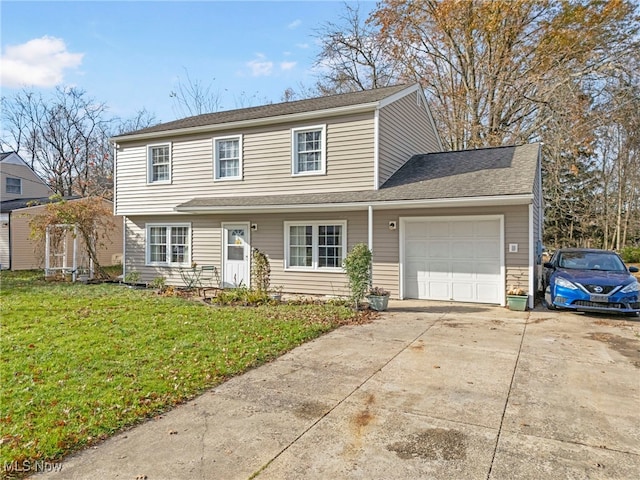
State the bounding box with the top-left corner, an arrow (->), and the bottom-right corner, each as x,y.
486,313 -> 529,479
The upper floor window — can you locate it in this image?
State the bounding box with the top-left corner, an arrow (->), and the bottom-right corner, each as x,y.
213,135 -> 242,180
146,223 -> 190,266
147,143 -> 171,184
284,221 -> 346,270
291,125 -> 326,176
6,177 -> 21,194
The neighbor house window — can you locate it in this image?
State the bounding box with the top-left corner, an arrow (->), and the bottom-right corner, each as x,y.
291,125 -> 326,175
285,221 -> 345,270
146,223 -> 190,265
147,143 -> 171,183
6,177 -> 21,194
213,135 -> 242,180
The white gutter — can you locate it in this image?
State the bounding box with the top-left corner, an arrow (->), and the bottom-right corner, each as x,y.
172,194 -> 534,215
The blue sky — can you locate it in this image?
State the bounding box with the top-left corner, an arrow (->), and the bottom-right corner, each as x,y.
1,0 -> 375,123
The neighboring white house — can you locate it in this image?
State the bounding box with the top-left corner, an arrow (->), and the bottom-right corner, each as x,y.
111,84 -> 543,307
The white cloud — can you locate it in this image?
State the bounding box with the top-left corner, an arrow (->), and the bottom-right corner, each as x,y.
296,43 -> 310,49
0,36 -> 83,88
247,54 -> 273,77
280,61 -> 296,71
287,19 -> 302,29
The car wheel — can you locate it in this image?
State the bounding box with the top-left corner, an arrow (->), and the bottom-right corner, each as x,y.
542,287 -> 556,310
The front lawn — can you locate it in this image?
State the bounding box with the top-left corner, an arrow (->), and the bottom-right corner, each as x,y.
0,271 -> 366,472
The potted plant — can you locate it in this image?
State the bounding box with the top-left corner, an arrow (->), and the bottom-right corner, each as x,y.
506,286 -> 528,311
367,286 -> 390,311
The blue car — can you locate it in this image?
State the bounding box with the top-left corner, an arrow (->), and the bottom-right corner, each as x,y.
543,248 -> 640,316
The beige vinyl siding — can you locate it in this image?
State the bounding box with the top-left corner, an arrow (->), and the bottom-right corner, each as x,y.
125,211 -> 370,295
125,204 -> 531,299
377,91 -> 441,187
8,201 -> 122,271
1,163 -> 52,201
115,113 -> 376,216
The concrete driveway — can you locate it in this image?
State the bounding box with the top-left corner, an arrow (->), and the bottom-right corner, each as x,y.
36,302 -> 640,479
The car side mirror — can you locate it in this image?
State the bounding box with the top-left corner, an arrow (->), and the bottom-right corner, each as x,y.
629,266 -> 639,273
543,262 -> 554,269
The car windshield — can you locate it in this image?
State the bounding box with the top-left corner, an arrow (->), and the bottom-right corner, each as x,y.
557,251 -> 626,271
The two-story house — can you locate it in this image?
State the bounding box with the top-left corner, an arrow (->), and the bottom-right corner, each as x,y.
112,84 -> 542,307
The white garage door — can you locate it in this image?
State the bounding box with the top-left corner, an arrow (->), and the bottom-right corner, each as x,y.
402,216 -> 503,304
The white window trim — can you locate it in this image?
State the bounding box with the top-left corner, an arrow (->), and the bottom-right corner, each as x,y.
146,142 -> 172,184
284,220 -> 346,271
6,177 -> 22,194
145,222 -> 191,266
291,124 -> 326,176
213,134 -> 243,181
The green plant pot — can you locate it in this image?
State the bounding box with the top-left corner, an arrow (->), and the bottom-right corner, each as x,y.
507,295 -> 528,311
367,295 -> 389,311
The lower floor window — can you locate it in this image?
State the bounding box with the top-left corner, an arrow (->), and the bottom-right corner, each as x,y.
285,221 -> 346,270
146,224 -> 190,265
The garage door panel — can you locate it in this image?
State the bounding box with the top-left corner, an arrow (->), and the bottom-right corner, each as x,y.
406,240 -> 428,257
451,241 -> 475,258
427,222 -> 451,237
427,281 -> 450,299
452,282 -> 474,301
451,221 -> 474,236
476,241 -> 500,259
427,241 -> 449,258
403,217 -> 503,304
476,220 -> 500,236
426,261 -> 450,277
477,284 -> 500,303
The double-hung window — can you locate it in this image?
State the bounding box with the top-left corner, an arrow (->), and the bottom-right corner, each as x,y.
147,143 -> 171,183
6,177 -> 21,194
213,135 -> 242,180
146,223 -> 190,265
285,221 -> 346,270
291,125 -> 326,176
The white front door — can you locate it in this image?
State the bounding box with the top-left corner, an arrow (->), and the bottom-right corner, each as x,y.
222,223 -> 250,288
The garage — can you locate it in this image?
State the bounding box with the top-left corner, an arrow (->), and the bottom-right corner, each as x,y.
401,216 -> 504,304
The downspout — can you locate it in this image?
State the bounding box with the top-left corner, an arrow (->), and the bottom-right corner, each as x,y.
8,213 -> 12,270
528,203 -> 534,309
122,216 -> 127,280
373,110 -> 380,190
368,205 -> 373,287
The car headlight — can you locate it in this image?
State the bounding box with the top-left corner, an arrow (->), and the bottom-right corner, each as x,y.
555,277 -> 579,290
621,281 -> 640,293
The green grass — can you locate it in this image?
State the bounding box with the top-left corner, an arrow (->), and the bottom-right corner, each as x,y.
0,270 -> 365,472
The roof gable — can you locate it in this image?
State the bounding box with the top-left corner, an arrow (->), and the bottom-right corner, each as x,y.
0,151 -> 29,167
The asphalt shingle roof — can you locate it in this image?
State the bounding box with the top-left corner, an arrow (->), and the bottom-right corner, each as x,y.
176,144 -> 540,211
115,84 -> 411,138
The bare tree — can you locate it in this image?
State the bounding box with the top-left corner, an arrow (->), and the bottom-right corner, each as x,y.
1,88 -> 157,200
170,69 -> 223,117
313,2 -> 404,95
